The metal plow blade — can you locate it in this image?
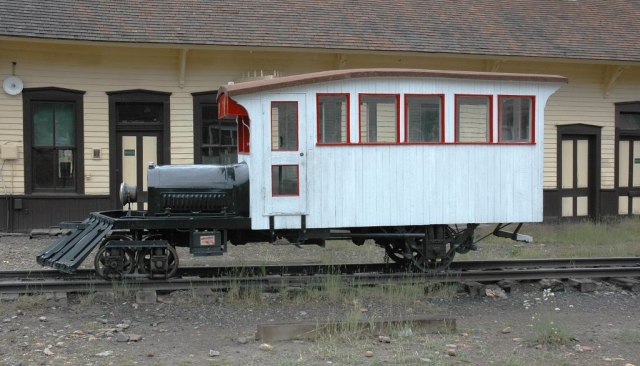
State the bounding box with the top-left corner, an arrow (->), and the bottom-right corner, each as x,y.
36,216 -> 113,274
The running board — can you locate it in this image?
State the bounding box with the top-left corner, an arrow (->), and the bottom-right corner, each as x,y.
36,215 -> 113,274
492,223 -> 533,243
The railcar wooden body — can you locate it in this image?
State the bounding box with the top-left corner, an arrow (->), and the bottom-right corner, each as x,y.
217,69 -> 566,229
37,69 -> 567,279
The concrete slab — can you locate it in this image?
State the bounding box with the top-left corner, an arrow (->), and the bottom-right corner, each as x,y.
610,277 -> 640,292
256,315 -> 456,342
93,291 -> 116,303
0,293 -> 19,302
136,290 -> 157,304
461,281 -> 486,297
568,278 -> 596,293
46,292 -> 68,307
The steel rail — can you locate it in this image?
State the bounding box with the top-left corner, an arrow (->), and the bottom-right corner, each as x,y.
1,257 -> 639,281
2,266 -> 640,294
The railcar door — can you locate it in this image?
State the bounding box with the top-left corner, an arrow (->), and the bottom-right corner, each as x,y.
263,94 -> 308,223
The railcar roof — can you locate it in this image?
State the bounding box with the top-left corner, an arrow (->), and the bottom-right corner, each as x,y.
217,68 -> 568,98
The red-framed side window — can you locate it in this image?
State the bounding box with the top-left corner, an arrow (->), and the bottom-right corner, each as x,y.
271,165 -> 299,196
271,101 -> 298,151
358,94 -> 400,144
238,116 -> 251,154
404,94 -> 444,143
317,93 -> 350,145
455,94 -> 493,143
498,95 -> 535,144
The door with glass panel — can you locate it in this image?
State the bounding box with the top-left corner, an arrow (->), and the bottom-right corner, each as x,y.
116,132 -> 162,210
264,94 -> 307,216
560,135 -> 595,218
617,138 -> 640,215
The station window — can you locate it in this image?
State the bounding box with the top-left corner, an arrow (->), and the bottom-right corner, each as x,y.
271,102 -> 298,151
456,95 -> 492,143
405,95 -> 443,143
23,88 -> 85,194
272,165 -> 299,196
317,94 -> 349,144
499,96 -> 534,143
359,95 -> 399,143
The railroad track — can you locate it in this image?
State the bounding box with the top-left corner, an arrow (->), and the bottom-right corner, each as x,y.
2,257 -> 639,280
1,257 -> 639,294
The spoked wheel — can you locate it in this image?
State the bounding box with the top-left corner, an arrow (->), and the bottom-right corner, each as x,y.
94,235 -> 136,280
138,245 -> 179,279
383,241 -> 410,264
403,226 -> 456,273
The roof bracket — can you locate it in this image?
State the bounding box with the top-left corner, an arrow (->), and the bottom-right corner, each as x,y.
335,54 -> 348,70
486,59 -> 505,72
179,48 -> 189,88
603,65 -> 629,99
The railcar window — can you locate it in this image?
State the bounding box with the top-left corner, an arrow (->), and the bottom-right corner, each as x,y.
406,95 -> 443,142
271,102 -> 298,151
456,96 -> 492,143
317,94 -> 349,144
272,165 -> 299,196
359,95 -> 399,143
499,96 -> 533,143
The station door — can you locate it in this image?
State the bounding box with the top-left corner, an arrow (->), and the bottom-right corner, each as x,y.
560,135 -> 596,219
617,138 -> 640,215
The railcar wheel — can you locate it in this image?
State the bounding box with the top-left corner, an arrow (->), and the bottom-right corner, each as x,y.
383,242 -> 410,264
406,239 -> 456,273
138,245 -> 179,278
404,225 -> 456,273
94,245 -> 136,280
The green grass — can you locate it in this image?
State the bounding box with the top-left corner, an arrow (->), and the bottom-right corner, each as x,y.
528,311 -> 575,347
616,329 -> 640,344
466,218 -> 640,260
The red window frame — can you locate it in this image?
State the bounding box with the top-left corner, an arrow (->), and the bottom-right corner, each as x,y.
497,95 -> 536,144
358,94 -> 400,144
271,164 -> 300,197
404,94 -> 445,144
270,101 -> 299,152
316,93 -> 351,145
454,94 -> 494,144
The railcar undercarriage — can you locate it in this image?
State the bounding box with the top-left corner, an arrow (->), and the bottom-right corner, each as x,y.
36,209 -> 531,280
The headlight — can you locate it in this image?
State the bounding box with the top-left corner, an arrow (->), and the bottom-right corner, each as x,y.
119,182 -> 137,206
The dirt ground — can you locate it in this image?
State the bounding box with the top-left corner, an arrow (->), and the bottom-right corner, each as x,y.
1,234 -> 639,366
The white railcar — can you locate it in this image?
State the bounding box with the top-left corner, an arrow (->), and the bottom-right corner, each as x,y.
214,69 -> 566,271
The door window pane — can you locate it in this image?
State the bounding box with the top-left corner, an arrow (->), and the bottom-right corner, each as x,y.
116,102 -> 163,123
272,165 -> 299,196
272,102 -> 298,151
